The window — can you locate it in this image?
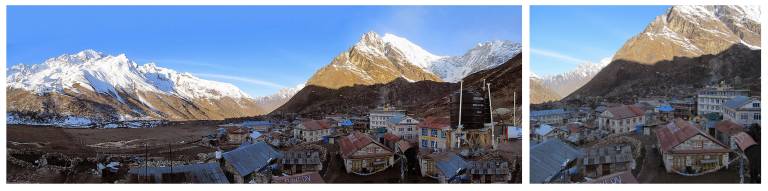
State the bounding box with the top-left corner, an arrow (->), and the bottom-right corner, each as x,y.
407,127 -> 413,131
421,140 -> 428,147
441,131 -> 446,138
421,129 -> 428,136
753,103 -> 760,108
399,128 -> 404,132
353,160 -> 362,170
430,141 -> 436,148
754,113 -> 760,120
693,140 -> 703,149
741,113 -> 749,120
431,129 -> 438,137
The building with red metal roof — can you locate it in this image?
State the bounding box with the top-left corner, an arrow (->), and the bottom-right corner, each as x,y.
598,104 -> 646,134
338,131 -> 394,175
654,118 -> 730,173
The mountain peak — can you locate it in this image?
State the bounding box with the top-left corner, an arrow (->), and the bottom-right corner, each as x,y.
307,31 -> 443,89
428,40 -> 521,82
362,30 -> 379,37
308,31 -> 520,88
9,51 -> 252,100
670,5 -> 761,23
536,57 -> 611,99
359,31 -> 382,43
381,33 -> 443,69
476,40 -> 515,48
613,5 -> 761,64
74,49 -> 105,61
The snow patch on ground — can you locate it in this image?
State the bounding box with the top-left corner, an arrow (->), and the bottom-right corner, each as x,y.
88,139 -> 146,149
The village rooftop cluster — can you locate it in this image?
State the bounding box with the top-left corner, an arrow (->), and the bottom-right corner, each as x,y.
18,85 -> 522,184
530,83 -> 761,183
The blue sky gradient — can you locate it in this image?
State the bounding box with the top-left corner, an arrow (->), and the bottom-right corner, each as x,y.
7,6 -> 521,97
531,5 -> 669,76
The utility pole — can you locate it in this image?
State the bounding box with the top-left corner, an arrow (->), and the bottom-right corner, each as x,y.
457,80 -> 464,149
397,146 -> 406,183
144,143 -> 149,183
739,152 -> 745,183
169,143 -> 173,175
487,82 -> 495,149
513,92 -> 517,126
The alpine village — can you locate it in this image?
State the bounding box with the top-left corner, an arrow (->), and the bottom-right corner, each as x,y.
6,32 -> 523,183
529,5 -> 760,184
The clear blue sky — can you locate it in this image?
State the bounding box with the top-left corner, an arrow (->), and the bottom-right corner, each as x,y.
531,5 -> 669,76
7,6 -> 521,97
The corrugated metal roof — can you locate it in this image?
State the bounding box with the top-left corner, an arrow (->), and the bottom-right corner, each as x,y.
714,120 -> 745,136
387,114 -> 406,124
433,152 -> 467,179
732,132 -> 757,152
338,119 -> 354,126
127,162 -> 229,183
383,133 -> 401,142
531,109 -> 568,117
418,117 -> 451,130
299,119 -> 333,131
222,141 -> 282,176
272,172 -> 325,183
535,124 -> 554,136
467,160 -> 509,175
724,96 -> 750,110
657,105 -> 674,112
242,120 -> 272,126
282,150 -> 322,165
604,105 -> 644,119
585,170 -> 638,184
655,119 -> 728,154
395,140 -> 412,152
507,126 -> 522,139
339,132 -> 393,158
582,144 -> 633,165
530,139 -> 583,183
595,106 -> 608,113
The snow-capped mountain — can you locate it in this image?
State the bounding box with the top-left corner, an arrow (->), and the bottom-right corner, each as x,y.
306,32 -> 444,89
530,77 -> 562,104
613,5 -> 761,64
380,33 -> 444,69
305,31 -> 521,89
8,49 -> 250,100
429,40 -> 521,82
254,83 -> 304,113
7,50 -> 265,122
536,57 -> 611,98
568,5 -> 761,100
380,33 -> 522,82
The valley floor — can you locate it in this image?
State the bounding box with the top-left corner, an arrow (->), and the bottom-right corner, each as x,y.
7,123 -> 218,155
6,123 -> 221,183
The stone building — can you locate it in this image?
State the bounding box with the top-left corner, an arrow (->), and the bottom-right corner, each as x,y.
581,144 -> 634,178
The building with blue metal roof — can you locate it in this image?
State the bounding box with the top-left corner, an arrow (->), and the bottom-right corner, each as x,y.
530,139 -> 583,183
221,141 -> 282,183
127,162 -> 229,183
530,109 -> 569,125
